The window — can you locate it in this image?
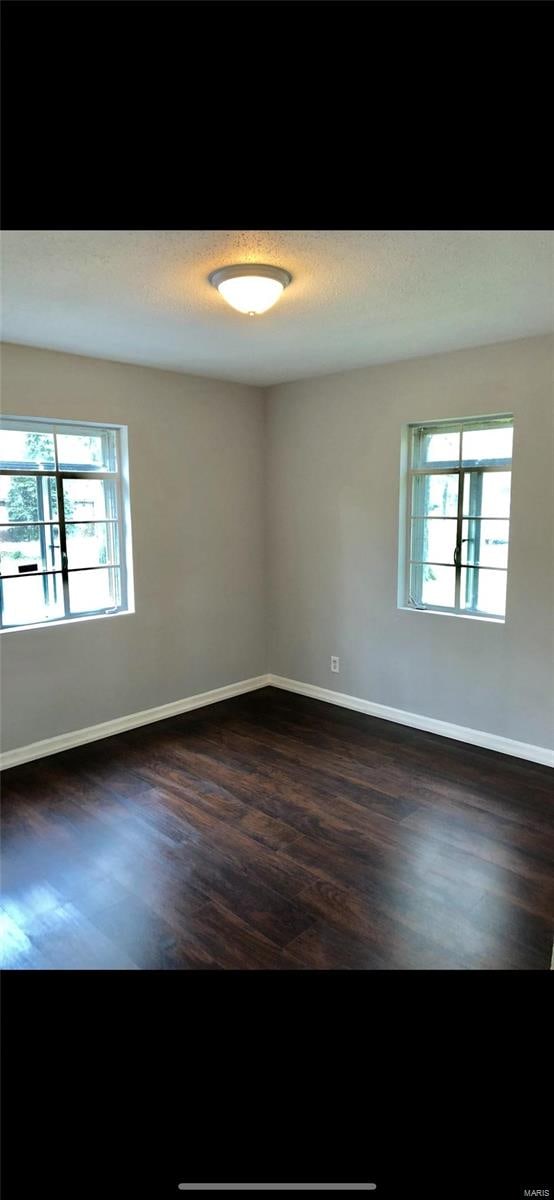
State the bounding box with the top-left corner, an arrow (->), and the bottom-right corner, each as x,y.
401,415 -> 513,620
0,416 -> 133,629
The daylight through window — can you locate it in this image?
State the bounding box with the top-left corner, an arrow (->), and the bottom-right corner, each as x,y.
0,417 -> 132,629
404,415 -> 513,619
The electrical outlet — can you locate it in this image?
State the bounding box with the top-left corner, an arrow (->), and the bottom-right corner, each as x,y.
331,656 -> 340,673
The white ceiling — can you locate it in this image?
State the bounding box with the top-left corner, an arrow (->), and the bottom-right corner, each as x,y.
1,230 -> 552,387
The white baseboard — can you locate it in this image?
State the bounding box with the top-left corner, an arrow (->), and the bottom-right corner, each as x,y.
267,674 -> 554,768
0,674 -> 271,770
3,670 -> 552,771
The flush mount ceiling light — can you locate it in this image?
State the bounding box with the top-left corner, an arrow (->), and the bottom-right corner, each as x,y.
209,263 -> 292,316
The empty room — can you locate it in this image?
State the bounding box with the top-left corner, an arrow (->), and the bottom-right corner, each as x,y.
0,229 -> 553,971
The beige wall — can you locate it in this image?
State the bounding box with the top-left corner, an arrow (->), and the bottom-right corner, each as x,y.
2,334 -> 553,758
266,334 -> 554,750
0,343 -> 266,751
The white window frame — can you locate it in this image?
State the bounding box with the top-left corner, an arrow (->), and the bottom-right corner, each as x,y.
399,413 -> 513,622
0,415 -> 134,631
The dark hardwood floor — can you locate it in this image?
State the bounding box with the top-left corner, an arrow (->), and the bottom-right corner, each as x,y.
1,687 -> 553,969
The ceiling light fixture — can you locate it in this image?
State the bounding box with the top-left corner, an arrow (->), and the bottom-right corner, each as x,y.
209,264 -> 292,316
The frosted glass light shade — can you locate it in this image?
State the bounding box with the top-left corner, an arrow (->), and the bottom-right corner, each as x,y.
218,275 -> 283,315
209,264 -> 291,316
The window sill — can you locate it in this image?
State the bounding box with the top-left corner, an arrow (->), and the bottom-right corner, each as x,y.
0,608 -> 135,634
398,605 -> 505,625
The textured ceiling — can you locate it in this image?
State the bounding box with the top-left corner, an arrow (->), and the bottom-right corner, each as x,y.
1,230 -> 553,386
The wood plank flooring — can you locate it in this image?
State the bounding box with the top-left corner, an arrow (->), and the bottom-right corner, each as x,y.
1,687 -> 553,969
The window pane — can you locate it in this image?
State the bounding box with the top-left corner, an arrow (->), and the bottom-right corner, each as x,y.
1,573 -> 64,627
0,525 -> 61,574
412,428 -> 460,467
463,471 -> 511,518
462,519 -> 509,569
62,477 -> 118,522
56,429 -> 117,472
0,429 -> 56,470
461,567 -> 507,617
0,474 -> 58,523
68,567 -> 120,614
461,424 -> 513,465
411,518 -> 457,564
410,563 -> 455,608
66,523 -> 119,568
411,473 -> 459,518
